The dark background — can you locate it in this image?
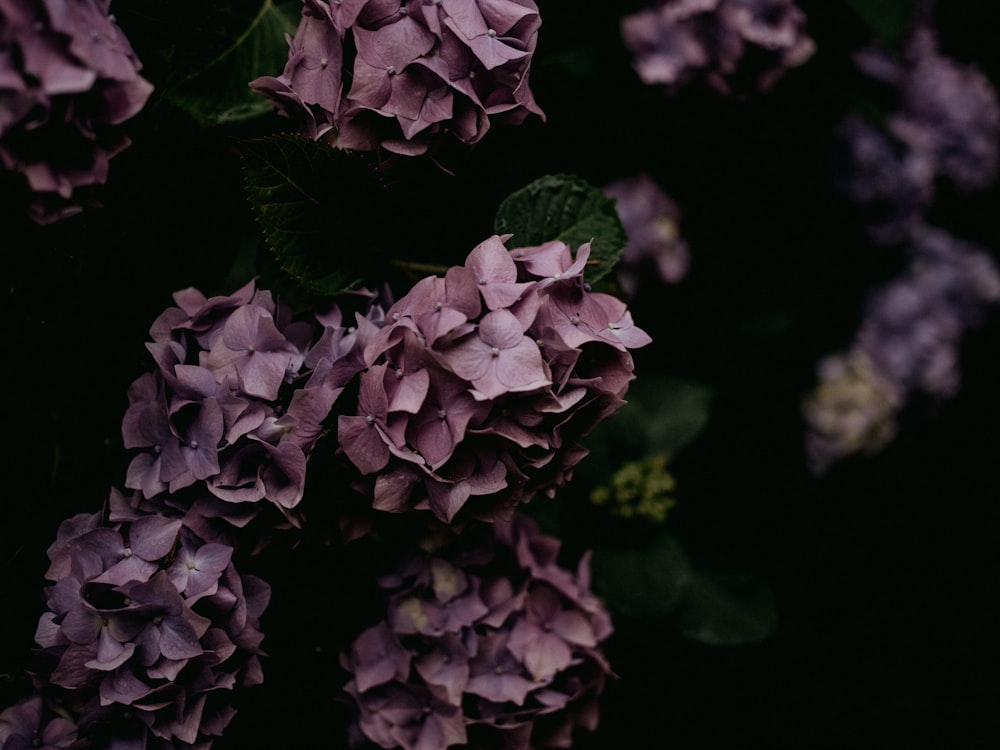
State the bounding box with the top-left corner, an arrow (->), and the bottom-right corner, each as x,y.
3,1 -> 998,747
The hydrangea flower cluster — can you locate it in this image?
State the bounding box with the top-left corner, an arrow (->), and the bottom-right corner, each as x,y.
804,227 -> 1000,474
620,0 -> 815,96
124,279 -> 386,533
337,234 -> 651,525
250,0 -> 545,157
837,27 -> 1000,245
340,514 -> 614,750
603,173 -> 690,296
18,501 -> 270,749
0,0 -> 153,224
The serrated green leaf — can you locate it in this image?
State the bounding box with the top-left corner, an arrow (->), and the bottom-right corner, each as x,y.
239,134 -> 385,301
494,174 -> 627,284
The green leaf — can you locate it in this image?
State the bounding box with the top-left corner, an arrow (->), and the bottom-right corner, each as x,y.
844,0 -> 914,48
166,0 -> 299,124
239,134 -> 386,302
493,174 -> 627,284
115,0 -> 299,124
675,570 -> 778,646
591,532 -> 692,618
592,532 -> 778,645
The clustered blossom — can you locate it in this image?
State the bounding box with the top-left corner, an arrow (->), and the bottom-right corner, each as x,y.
22,502 -> 271,749
0,0 -> 153,224
250,0 -> 545,157
0,282 -> 394,747
123,279 -> 387,532
804,227 -> 1000,474
837,27 -> 1000,245
337,234 -> 651,526
620,0 -> 815,96
341,514 -> 614,750
603,173 -> 690,296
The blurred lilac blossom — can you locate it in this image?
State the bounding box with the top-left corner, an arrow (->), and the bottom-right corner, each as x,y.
804,227 -> 1000,474
837,26 -> 1000,244
620,0 -> 815,96
250,0 -> 544,158
0,0 -> 153,223
603,173 -> 690,295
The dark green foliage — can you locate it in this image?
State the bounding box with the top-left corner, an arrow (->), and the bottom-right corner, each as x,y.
494,173 -> 628,284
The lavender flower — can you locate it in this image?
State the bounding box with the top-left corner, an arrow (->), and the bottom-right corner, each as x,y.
603,173 -> 690,295
250,0 -> 545,157
620,0 -> 815,96
337,234 -> 651,525
122,279 -> 387,531
0,0 -> 153,223
29,505 -> 269,748
804,227 -> 1000,474
0,695 -> 78,749
341,514 -> 614,750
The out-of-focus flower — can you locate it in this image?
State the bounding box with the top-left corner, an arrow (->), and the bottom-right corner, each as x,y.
250,0 -> 545,158
603,173 -> 690,295
337,234 -> 651,525
888,28 -> 999,192
838,27 -> 1000,245
341,514 -> 614,750
0,0 -> 153,223
620,0 -> 814,96
804,227 -> 1000,474
803,349 -> 903,476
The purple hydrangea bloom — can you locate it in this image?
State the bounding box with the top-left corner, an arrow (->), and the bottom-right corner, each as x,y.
341,514 -> 614,750
620,0 -> 815,96
0,0 -> 153,223
603,173 -> 691,295
249,0 -> 545,158
0,695 -> 78,749
804,227 -> 1000,474
29,505 -> 270,748
337,234 -> 651,525
122,279 -> 388,531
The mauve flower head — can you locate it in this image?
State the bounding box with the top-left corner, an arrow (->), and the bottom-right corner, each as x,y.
340,514 -> 613,750
603,173 -> 691,295
28,506 -> 270,748
249,0 -> 545,159
123,280 -> 388,530
0,0 -> 153,224
337,234 -> 650,526
620,0 -> 814,96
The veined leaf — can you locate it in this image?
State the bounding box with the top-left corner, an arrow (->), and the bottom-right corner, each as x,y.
166,0 -> 299,124
239,134 -> 385,301
494,174 -> 627,284
115,0 -> 299,124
